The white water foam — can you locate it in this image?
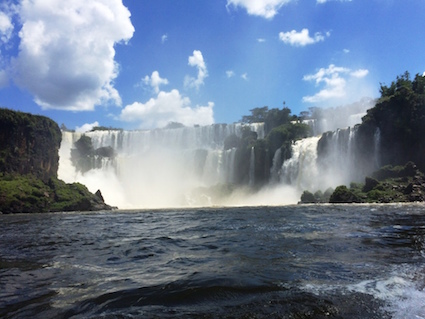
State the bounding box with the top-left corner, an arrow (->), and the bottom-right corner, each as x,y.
302,264 -> 425,319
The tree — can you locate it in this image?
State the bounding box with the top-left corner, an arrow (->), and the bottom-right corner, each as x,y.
241,106 -> 269,124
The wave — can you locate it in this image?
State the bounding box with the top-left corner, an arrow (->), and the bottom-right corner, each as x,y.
63,277 -> 390,318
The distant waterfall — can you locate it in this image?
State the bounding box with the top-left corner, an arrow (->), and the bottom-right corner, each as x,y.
270,148 -> 282,183
58,123 -> 264,208
249,147 -> 255,187
276,125 -> 372,193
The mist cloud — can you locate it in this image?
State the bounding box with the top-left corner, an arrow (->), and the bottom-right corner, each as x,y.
10,0 -> 134,111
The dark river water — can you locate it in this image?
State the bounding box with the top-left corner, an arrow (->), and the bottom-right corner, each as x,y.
1,204 -> 425,318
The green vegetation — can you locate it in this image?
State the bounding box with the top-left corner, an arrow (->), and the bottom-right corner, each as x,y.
0,108 -> 112,213
0,108 -> 61,182
0,173 -> 110,214
234,105 -> 311,187
319,162 -> 425,204
301,72 -> 425,204
90,126 -> 123,131
360,71 -> 425,170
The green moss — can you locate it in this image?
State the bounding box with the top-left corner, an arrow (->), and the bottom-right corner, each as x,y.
0,174 -> 52,213
0,173 -> 110,214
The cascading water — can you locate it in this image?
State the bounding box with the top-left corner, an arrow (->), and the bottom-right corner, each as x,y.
269,148 -> 282,183
59,115 -> 375,208
248,147 -> 255,187
58,123 -> 265,209
280,136 -> 321,191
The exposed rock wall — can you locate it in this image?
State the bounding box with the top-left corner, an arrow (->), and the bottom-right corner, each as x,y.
0,108 -> 61,182
0,108 -> 113,213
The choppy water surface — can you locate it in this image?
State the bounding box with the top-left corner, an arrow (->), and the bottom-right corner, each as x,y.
1,204 -> 425,318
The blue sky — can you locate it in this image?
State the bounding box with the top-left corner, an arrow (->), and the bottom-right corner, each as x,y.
0,0 -> 424,131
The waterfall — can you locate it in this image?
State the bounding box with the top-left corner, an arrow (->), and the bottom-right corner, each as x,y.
58,119 -> 377,208
249,147 -> 255,187
280,136 -> 321,191
58,123 -> 264,208
270,148 -> 282,183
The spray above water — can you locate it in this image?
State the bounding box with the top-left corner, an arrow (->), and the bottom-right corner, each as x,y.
59,124 -> 269,209
58,99 -> 377,209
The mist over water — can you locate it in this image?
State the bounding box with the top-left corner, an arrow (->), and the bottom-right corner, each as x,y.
58,100 -> 377,209
59,124 -> 271,209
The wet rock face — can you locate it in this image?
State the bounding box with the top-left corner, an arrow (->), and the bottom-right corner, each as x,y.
0,108 -> 61,182
0,109 -> 114,213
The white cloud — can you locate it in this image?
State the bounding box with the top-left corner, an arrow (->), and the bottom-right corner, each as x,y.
11,0 -> 134,111
241,73 -> 249,81
350,69 -> 369,78
226,70 -> 235,78
120,89 -> 214,129
0,11 -> 13,44
317,0 -> 352,3
303,64 -> 369,103
184,50 -> 208,90
143,71 -> 169,94
279,28 -> 329,46
257,38 -> 266,43
0,68 -> 8,88
227,0 -> 293,19
343,48 -> 350,54
161,34 -> 168,43
75,121 -> 100,133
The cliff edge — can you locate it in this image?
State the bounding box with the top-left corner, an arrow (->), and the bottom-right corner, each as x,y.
0,108 -> 113,213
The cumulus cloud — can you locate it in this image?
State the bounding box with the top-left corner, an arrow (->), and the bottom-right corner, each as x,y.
303,64 -> 369,103
120,89 -> 214,129
241,73 -> 249,81
143,71 -> 169,94
161,34 -> 168,43
227,0 -> 293,19
279,29 -> 329,46
0,11 -> 13,44
350,69 -> 369,78
184,50 -> 208,90
75,121 -> 100,133
10,0 -> 134,111
257,38 -> 266,43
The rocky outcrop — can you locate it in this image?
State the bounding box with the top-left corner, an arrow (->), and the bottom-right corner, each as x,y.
327,162 -> 425,204
0,108 -> 61,182
0,108 -> 114,213
71,135 -> 116,173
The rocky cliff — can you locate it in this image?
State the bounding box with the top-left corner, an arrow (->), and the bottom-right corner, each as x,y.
0,108 -> 61,182
0,108 -> 113,213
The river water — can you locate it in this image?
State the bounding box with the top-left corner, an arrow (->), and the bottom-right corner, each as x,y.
1,204 -> 425,318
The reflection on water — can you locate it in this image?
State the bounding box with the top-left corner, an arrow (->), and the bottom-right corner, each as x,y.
1,204 -> 425,318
